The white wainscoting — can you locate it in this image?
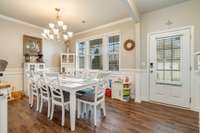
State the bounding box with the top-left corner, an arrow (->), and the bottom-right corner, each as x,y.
109,69 -> 136,99
134,69 -> 148,103
139,69 -> 200,112
3,67 -> 60,92
191,72 -> 200,112
4,68 -> 23,92
3,67 -> 200,113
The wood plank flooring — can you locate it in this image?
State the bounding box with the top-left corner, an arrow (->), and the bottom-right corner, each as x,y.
8,98 -> 199,133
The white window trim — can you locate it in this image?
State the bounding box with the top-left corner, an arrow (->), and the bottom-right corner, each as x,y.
76,31 -> 121,71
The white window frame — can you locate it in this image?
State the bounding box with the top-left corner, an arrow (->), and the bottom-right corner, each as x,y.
76,31 -> 121,71
106,32 -> 121,71
76,41 -> 86,70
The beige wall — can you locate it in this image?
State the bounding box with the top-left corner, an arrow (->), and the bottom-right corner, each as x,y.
140,0 -> 200,68
70,20 -> 136,69
0,17 -> 66,68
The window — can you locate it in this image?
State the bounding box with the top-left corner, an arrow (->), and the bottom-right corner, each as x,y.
156,36 -> 181,84
89,39 -> 103,69
76,32 -> 120,71
108,35 -> 120,71
78,42 -> 86,69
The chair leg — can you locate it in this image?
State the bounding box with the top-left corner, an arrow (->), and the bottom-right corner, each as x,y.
77,101 -> 80,119
50,103 -> 55,120
47,100 -> 51,118
83,103 -> 86,115
66,104 -> 69,111
29,90 -> 32,105
102,101 -> 106,117
39,98 -> 43,113
30,95 -> 34,108
61,106 -> 65,126
94,105 -> 97,126
36,95 -> 40,111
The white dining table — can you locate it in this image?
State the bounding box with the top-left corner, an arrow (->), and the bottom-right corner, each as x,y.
59,77 -> 98,131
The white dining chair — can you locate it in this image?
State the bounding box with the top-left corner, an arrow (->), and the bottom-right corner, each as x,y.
49,81 -> 70,126
39,78 -> 52,118
77,80 -> 106,126
29,73 -> 41,111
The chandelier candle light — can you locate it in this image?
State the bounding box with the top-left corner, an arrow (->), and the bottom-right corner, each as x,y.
41,8 -> 73,41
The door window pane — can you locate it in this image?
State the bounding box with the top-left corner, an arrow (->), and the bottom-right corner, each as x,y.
156,36 -> 181,84
157,71 -> 164,81
172,71 -> 180,81
164,71 -> 171,81
157,62 -> 164,70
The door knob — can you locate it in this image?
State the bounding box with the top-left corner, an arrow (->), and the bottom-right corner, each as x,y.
150,62 -> 154,73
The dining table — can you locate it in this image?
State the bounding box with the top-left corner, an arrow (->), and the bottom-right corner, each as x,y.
58,77 -> 98,131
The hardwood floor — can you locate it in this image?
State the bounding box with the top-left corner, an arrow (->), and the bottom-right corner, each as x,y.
8,98 -> 199,133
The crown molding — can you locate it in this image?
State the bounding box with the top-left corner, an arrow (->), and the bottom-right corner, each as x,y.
0,14 -> 133,35
0,14 -> 44,30
74,17 -> 133,36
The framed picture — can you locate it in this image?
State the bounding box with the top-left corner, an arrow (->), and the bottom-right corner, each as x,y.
23,35 -> 42,56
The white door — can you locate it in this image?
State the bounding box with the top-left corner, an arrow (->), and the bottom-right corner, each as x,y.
149,28 -> 191,108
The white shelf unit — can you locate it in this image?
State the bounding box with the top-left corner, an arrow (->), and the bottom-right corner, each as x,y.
23,63 -> 46,96
60,53 -> 76,76
112,81 -> 131,102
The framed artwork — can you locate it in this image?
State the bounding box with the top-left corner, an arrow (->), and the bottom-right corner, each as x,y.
23,35 -> 42,56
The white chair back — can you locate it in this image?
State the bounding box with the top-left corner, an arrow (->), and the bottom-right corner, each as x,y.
94,79 -> 105,102
39,77 -> 51,98
29,72 -> 41,93
49,80 -> 65,103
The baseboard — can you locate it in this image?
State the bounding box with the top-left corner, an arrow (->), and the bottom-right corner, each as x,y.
191,106 -> 200,113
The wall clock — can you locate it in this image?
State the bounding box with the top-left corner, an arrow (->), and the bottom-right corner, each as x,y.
124,39 -> 135,51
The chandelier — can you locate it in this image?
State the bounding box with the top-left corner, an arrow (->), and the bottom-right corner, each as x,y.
41,8 -> 73,41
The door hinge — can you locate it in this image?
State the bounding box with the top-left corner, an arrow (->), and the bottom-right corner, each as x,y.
190,66 -> 192,71
189,97 -> 192,103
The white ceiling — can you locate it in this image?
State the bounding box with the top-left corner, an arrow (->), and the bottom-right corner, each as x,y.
0,0 -> 189,33
135,0 -> 189,14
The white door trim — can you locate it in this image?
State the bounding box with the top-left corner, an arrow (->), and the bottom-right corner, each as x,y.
147,26 -> 195,109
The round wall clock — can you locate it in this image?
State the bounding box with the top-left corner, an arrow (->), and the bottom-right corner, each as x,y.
124,39 -> 135,51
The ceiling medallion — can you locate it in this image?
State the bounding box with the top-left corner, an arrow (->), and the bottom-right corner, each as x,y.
41,8 -> 73,41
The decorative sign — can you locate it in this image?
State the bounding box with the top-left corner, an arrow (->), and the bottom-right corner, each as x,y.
124,39 -> 135,51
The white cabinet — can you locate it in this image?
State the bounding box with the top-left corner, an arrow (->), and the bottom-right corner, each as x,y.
0,88 -> 9,133
60,53 -> 76,76
23,63 -> 45,96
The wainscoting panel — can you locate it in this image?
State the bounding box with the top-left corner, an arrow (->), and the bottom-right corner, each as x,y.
4,68 -> 23,92
3,67 -> 60,92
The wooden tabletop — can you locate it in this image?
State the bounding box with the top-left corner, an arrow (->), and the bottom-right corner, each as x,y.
0,81 -> 11,89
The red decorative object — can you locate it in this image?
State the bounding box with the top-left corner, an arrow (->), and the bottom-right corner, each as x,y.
105,88 -> 112,97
